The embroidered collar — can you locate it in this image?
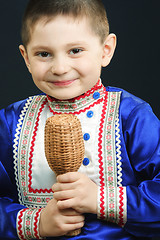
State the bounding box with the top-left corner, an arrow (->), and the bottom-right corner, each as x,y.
47,79 -> 106,114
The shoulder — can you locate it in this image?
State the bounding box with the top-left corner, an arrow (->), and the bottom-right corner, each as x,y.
105,86 -> 155,124
106,86 -> 146,106
0,94 -> 46,124
106,85 -> 150,110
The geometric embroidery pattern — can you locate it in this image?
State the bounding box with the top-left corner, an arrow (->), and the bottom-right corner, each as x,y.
98,91 -> 127,226
14,96 -> 53,207
17,208 -> 42,240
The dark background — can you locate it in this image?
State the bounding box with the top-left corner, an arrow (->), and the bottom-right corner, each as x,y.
0,0 -> 160,119
0,1 -> 160,239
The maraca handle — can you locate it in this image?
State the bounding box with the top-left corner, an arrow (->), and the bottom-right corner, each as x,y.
66,228 -> 81,237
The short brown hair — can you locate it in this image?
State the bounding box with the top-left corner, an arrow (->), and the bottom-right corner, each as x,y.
21,0 -> 109,47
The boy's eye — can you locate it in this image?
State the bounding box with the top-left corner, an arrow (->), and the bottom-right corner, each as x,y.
38,52 -> 50,58
70,48 -> 82,55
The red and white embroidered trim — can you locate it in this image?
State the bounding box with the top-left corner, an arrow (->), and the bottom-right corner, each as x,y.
97,91 -> 127,226
17,208 -> 43,240
28,98 -> 48,194
13,97 -> 34,203
14,96 -> 54,207
97,186 -> 127,227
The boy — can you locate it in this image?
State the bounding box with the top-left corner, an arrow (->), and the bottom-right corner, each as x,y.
0,0 -> 160,239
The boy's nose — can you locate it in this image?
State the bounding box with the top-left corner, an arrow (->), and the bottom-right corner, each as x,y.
51,57 -> 70,75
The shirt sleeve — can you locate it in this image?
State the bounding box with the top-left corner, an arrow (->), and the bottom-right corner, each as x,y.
123,102 -> 160,237
0,104 -> 43,240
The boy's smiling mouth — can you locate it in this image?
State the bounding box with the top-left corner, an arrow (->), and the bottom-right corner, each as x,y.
49,79 -> 77,87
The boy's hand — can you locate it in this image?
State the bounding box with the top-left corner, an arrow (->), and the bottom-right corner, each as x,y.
52,172 -> 98,214
39,198 -> 84,237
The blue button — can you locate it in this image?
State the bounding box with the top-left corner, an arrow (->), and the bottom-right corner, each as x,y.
87,111 -> 94,118
83,133 -> 90,141
83,158 -> 90,166
93,92 -> 100,100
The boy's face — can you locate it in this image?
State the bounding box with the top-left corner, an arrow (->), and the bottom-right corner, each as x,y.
20,15 -> 116,100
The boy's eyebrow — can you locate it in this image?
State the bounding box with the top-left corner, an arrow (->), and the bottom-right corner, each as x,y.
31,45 -> 52,51
30,42 -> 89,51
65,41 -> 89,47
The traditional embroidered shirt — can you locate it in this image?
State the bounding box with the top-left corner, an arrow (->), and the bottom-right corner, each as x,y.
0,80 -> 160,239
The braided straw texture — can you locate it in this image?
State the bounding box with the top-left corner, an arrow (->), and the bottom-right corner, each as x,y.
45,114 -> 84,175
44,114 -> 85,236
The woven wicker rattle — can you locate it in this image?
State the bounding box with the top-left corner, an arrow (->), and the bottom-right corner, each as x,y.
44,114 -> 85,236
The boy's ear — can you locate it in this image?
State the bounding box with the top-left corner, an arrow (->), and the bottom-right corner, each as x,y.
19,45 -> 31,73
101,33 -> 117,67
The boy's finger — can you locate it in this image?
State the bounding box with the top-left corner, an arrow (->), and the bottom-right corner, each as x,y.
57,172 -> 80,183
61,208 -> 84,217
52,182 -> 75,192
53,189 -> 75,200
57,198 -> 75,210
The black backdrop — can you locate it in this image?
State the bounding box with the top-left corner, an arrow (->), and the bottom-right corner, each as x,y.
0,1 -> 160,239
0,0 -> 160,119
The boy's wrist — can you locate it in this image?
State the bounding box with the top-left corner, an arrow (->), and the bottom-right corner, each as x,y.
39,208 -> 47,238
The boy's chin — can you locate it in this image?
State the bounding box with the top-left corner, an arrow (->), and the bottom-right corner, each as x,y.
47,89 -> 86,101
48,94 -> 83,101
